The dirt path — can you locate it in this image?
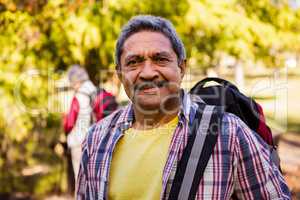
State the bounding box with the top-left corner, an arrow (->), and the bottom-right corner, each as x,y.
278,133 -> 300,200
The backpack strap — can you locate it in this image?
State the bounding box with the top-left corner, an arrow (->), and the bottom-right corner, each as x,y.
193,77 -> 239,91
168,104 -> 223,200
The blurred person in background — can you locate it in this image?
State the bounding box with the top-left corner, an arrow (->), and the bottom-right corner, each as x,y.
63,65 -> 97,180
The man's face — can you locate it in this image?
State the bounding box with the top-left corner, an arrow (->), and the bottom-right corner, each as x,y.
118,31 -> 186,112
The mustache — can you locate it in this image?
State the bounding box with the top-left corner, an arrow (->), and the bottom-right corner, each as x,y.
134,80 -> 169,91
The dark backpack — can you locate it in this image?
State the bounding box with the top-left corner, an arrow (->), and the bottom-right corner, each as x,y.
190,77 -> 274,146
168,77 -> 280,200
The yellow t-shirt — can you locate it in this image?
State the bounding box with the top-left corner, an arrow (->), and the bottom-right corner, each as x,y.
108,117 -> 179,200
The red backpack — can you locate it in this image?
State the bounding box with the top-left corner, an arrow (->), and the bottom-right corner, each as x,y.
63,96 -> 80,134
63,88 -> 118,134
90,88 -> 119,122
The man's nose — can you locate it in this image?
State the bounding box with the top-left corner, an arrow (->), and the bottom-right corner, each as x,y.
139,60 -> 159,80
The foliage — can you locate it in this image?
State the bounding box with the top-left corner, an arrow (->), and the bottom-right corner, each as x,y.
180,0 -> 300,69
0,0 -> 299,196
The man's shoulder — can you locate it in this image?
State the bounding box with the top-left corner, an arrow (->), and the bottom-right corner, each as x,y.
221,112 -> 242,127
96,107 -> 124,127
83,107 -> 126,150
220,112 -> 266,147
217,111 -> 251,141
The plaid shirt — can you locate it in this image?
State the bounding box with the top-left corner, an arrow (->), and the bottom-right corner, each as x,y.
76,91 -> 291,200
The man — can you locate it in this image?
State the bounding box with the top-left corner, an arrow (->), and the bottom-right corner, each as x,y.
76,15 -> 291,199
64,65 -> 97,180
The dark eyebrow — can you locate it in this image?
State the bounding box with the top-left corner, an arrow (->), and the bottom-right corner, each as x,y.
124,51 -> 173,64
124,55 -> 143,64
151,51 -> 172,58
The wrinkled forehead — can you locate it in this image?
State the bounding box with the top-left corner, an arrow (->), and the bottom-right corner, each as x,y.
121,31 -> 176,60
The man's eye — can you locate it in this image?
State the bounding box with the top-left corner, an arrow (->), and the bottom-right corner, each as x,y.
127,60 -> 137,65
156,57 -> 169,62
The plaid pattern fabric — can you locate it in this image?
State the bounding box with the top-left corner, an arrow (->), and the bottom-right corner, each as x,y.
76,91 -> 291,200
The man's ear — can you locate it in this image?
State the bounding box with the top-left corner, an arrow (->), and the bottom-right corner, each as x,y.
116,65 -> 122,81
179,59 -> 187,79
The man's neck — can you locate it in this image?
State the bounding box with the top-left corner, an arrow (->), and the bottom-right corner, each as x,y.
132,99 -> 181,130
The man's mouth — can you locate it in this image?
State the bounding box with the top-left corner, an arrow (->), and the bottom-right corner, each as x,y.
134,81 -> 168,94
140,86 -> 158,94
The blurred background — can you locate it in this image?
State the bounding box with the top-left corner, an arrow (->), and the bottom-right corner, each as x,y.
0,0 -> 300,199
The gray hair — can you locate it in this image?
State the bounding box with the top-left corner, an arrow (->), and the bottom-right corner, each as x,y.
67,64 -> 89,84
115,15 -> 186,68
